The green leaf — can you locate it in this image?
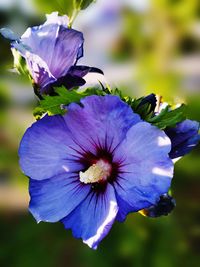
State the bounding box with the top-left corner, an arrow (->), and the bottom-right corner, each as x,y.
75,0 -> 95,10
126,97 -> 154,120
148,104 -> 187,129
33,106 -> 46,121
134,102 -> 154,120
33,86 -> 104,119
40,87 -> 85,115
34,0 -> 73,16
33,0 -> 95,19
33,85 -> 187,130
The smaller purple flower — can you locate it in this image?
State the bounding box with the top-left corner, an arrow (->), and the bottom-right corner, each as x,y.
137,95 -> 199,217
19,95 -> 173,249
0,12 -> 103,96
139,193 -> 176,217
165,120 -> 200,160
138,93 -> 157,114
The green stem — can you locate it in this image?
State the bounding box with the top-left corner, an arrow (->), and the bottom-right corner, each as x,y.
68,8 -> 80,28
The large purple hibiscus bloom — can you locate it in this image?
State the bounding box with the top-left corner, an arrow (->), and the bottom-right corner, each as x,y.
1,12 -> 103,96
19,95 -> 173,249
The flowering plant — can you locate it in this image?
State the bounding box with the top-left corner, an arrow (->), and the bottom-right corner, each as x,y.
1,8 -> 199,250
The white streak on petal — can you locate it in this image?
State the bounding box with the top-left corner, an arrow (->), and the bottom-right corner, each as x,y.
62,165 -> 69,172
84,200 -> 118,249
152,167 -> 172,177
157,135 -> 171,147
37,31 -> 49,37
172,157 -> 181,163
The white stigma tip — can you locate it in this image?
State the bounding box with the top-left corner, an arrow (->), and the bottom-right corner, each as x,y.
79,160 -> 111,184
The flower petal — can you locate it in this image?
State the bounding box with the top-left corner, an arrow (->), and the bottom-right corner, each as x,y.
29,173 -> 90,222
113,122 -> 173,221
12,42 -> 56,89
165,119 -> 200,159
63,95 -> 141,154
62,183 -> 118,249
68,65 -> 104,78
44,12 -> 69,27
0,27 -> 19,41
21,20 -> 84,79
19,115 -> 84,180
19,95 -> 141,181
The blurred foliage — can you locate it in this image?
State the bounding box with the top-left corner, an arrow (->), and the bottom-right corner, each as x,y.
1,210 -> 200,267
0,0 -> 200,267
111,0 -> 199,100
33,0 -> 96,25
34,0 -> 95,15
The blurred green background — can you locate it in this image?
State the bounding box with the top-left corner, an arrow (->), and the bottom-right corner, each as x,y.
0,1 -> 200,267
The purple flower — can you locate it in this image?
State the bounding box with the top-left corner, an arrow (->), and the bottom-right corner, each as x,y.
139,193 -> 176,218
1,12 -> 103,96
138,93 -> 157,114
19,95 -> 173,249
165,120 -> 200,159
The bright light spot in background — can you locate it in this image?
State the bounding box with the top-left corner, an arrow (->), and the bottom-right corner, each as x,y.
0,0 -> 35,14
0,0 -> 14,9
124,0 -> 150,12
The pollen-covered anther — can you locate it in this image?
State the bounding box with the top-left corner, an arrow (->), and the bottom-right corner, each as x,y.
79,159 -> 112,184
